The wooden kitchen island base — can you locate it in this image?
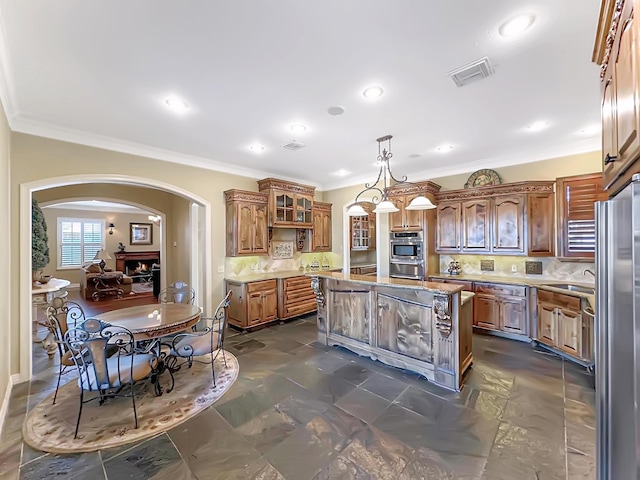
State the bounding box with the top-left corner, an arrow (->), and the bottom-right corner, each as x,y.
310,272 -> 473,391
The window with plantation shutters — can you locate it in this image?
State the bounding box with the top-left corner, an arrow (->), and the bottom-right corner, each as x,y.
556,173 -> 605,259
58,218 -> 105,268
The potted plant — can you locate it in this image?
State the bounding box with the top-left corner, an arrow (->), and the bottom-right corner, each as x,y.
32,198 -> 50,284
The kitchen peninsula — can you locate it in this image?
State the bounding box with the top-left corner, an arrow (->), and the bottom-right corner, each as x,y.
310,272 -> 473,391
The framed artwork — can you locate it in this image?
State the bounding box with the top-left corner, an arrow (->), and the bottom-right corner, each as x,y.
464,169 -> 502,188
272,241 -> 294,259
130,223 -> 153,245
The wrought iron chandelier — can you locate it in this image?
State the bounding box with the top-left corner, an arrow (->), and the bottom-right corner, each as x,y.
346,135 -> 436,216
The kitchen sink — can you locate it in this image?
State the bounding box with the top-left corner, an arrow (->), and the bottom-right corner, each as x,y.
543,283 -> 595,295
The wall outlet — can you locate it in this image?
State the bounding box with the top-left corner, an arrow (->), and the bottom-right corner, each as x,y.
217,266 -> 224,273
511,265 -> 517,273
172,241 -> 177,247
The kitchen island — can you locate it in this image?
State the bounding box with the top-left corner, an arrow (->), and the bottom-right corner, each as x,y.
309,272 -> 473,391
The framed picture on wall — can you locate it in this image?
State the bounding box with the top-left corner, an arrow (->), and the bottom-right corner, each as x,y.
130,223 -> 153,245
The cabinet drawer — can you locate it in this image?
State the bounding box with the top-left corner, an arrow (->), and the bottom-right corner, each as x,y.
537,289 -> 580,310
247,279 -> 277,293
284,276 -> 311,289
285,301 -> 316,317
474,282 -> 526,297
285,290 -> 316,303
359,266 -> 377,275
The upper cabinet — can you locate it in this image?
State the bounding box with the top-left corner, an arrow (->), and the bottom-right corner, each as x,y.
435,182 -> 555,256
257,178 -> 316,228
312,201 -> 332,252
224,189 -> 269,256
594,0 -> 640,194
351,202 -> 376,251
388,181 -> 441,233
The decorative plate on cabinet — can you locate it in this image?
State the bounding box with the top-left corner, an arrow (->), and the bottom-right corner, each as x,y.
464,169 -> 502,188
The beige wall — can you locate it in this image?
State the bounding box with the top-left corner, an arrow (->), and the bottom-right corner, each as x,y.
39,207 -> 162,284
170,196 -> 192,284
10,132 -> 258,374
0,97 -> 10,421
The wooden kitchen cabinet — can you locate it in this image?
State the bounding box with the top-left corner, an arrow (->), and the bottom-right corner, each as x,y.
224,189 -> 269,256
435,182 -> 554,256
258,178 -> 316,228
278,276 -> 316,319
558,307 -> 583,357
537,302 -> 558,347
594,0 -> 640,194
312,201 -> 332,252
351,202 -> 376,251
461,199 -> 491,253
473,282 -> 528,337
493,195 -> 525,253
500,296 -> 527,335
536,289 -> 585,359
388,181 -> 441,233
436,202 -> 461,253
225,279 -> 278,329
475,293 -> 500,330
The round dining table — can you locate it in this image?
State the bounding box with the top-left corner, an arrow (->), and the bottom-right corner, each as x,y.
93,303 -> 202,340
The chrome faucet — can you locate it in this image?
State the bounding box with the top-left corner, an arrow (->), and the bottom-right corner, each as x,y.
583,269 -> 595,278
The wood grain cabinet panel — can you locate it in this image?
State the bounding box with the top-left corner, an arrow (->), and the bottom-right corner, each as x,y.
224,190 -> 269,257
475,294 -> 500,330
350,203 -> 375,251
527,193 -> 555,256
500,296 -> 527,335
257,178 -> 316,228
558,307 -> 583,357
538,302 -> 558,347
312,202 -> 332,252
462,199 -> 491,253
435,202 -> 461,253
389,195 -> 425,232
493,195 -> 525,253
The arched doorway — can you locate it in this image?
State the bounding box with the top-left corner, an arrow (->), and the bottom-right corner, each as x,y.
19,174 -> 212,381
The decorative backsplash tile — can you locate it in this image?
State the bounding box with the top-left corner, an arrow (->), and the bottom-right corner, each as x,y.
225,252 -> 341,277
480,260 -> 495,272
439,254 -> 595,283
525,261 -> 543,275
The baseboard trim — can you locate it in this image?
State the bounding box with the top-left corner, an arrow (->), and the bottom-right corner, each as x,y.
0,375 -> 15,435
67,283 -> 80,290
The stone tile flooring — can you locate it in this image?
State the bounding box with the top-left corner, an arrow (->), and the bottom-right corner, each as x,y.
0,315 -> 596,479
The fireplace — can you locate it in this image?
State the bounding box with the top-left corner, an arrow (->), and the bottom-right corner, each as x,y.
115,251 -> 160,282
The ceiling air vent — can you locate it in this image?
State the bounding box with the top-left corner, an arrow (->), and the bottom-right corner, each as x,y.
448,57 -> 494,87
281,139 -> 306,151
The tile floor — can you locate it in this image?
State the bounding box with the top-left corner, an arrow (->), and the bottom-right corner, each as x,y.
0,315 -> 596,479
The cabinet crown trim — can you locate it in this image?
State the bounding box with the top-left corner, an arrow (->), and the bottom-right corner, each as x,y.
313,201 -> 333,211
592,0 -> 625,79
388,180 -> 441,196
257,178 -> 316,195
224,189 -> 268,204
435,181 -> 554,201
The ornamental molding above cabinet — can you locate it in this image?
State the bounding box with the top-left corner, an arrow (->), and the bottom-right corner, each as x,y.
388,180 -> 441,197
257,177 -> 316,196
434,181 -> 554,202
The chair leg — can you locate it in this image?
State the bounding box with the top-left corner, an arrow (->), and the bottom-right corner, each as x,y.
131,385 -> 138,429
211,350 -> 216,388
52,364 -> 63,405
222,349 -> 227,368
74,390 -> 84,439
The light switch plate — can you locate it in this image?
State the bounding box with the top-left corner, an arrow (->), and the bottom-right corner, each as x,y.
217,266 -> 224,273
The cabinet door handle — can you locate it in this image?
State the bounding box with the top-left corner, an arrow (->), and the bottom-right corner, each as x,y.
604,153 -> 617,165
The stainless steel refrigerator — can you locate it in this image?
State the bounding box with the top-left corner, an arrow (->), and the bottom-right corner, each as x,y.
595,174 -> 640,480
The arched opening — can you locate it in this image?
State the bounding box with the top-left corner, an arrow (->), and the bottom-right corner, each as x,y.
19,174 -> 212,381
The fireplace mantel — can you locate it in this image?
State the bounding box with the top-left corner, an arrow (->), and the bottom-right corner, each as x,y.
114,251 -> 160,274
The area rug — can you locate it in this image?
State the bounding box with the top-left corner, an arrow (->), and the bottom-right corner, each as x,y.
131,282 -> 153,294
23,351 -> 238,453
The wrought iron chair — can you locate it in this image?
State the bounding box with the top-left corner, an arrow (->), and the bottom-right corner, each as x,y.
44,297 -> 86,404
170,291 -> 232,387
64,319 -> 158,439
158,281 -> 195,305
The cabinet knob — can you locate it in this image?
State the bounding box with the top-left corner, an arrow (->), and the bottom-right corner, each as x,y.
604,153 -> 618,165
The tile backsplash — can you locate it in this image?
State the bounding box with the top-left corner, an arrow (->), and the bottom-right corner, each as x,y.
225,252 -> 341,277
439,254 -> 595,283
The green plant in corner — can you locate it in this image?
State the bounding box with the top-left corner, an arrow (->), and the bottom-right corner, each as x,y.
32,198 -> 50,280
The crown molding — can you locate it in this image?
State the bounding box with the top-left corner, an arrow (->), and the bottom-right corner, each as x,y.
320,140 -> 601,192
9,116 -> 324,189
0,7 -> 17,126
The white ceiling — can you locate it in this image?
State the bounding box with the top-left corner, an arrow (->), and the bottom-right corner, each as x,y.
0,0 -> 602,190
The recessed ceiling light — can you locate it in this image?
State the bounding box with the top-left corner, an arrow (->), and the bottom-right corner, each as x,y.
248,144 -> 265,153
164,96 -> 188,112
578,124 -> 601,135
290,124 -> 308,134
409,154 -> 421,158
334,169 -> 350,176
499,13 -> 535,37
363,85 -> 384,99
526,121 -> 549,132
435,145 -> 454,153
328,106 -> 345,116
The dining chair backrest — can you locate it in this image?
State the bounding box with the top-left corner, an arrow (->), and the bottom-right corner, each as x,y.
158,280 -> 195,304
45,297 -> 86,354
208,290 -> 232,348
64,319 -> 136,391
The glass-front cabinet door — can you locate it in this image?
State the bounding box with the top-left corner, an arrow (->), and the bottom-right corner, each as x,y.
296,194 -> 313,224
275,193 -> 294,223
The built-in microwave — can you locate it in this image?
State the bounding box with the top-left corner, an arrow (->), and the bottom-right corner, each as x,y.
390,232 -> 424,262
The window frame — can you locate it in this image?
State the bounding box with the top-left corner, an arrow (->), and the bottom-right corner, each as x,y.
556,172 -> 605,261
57,217 -> 106,270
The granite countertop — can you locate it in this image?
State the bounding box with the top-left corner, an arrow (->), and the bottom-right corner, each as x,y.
311,272 -> 464,295
430,273 -> 596,307
461,291 -> 475,305
225,270 -> 315,283
350,263 -> 377,268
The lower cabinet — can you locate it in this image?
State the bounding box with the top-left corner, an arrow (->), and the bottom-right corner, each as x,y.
537,290 -> 583,358
225,275 -> 316,330
473,282 -> 528,336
